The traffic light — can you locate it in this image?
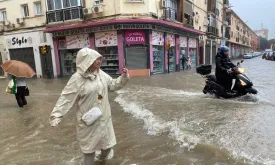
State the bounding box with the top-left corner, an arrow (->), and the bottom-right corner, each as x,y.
41,45 -> 48,55
166,40 -> 171,50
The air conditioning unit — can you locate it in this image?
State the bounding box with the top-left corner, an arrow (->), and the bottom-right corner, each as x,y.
4,20 -> 10,26
16,18 -> 24,25
83,8 -> 89,14
160,0 -> 167,8
92,5 -> 104,14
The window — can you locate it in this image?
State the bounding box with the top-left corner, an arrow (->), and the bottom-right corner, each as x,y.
21,4 -> 29,17
34,2 -> 42,15
63,0 -> 79,8
95,0 -> 103,5
165,0 -> 178,20
125,0 -> 143,2
47,0 -> 81,10
0,10 -> 7,21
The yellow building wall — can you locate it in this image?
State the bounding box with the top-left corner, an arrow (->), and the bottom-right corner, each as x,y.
0,0 -> 46,30
193,0 -> 208,33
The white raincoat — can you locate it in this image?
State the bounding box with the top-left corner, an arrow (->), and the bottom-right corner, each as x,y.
50,48 -> 129,153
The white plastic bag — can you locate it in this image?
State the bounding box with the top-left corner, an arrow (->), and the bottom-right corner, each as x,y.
81,107 -> 102,126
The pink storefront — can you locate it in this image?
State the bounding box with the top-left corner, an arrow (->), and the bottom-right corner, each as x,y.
45,19 -> 204,77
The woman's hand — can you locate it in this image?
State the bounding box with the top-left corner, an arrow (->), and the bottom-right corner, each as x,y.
122,68 -> 128,77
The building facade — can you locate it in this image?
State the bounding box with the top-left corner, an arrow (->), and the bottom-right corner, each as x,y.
0,0 -> 57,78
193,0 -> 228,65
225,9 -> 260,58
254,28 -> 269,40
44,0 -> 206,77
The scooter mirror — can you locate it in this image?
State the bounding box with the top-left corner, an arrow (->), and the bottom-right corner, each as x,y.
241,59 -> 244,63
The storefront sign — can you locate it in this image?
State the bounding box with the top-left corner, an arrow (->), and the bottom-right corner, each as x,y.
180,36 -> 187,47
189,38 -> 197,48
53,24 -> 152,37
6,36 -> 33,49
66,34 -> 90,49
125,30 -> 145,45
167,34 -> 175,46
152,31 -> 164,46
95,31 -> 117,47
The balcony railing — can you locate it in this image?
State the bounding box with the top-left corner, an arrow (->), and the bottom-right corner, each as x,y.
46,6 -> 83,23
164,7 -> 177,21
207,26 -> 218,36
184,14 -> 194,27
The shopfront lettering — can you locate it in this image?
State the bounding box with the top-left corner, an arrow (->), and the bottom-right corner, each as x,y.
12,37 -> 27,46
125,30 -> 145,45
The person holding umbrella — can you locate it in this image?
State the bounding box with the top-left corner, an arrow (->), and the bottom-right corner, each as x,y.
7,74 -> 28,107
1,60 -> 35,107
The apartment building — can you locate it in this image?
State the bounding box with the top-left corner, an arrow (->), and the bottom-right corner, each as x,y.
193,0 -> 228,64
225,9 -> 260,58
44,0 -> 207,77
0,0 -> 57,78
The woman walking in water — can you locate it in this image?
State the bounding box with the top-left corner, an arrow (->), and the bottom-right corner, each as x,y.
49,48 -> 129,165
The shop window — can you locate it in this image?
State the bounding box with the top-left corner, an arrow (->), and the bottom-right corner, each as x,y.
179,36 -> 187,70
188,38 -> 197,68
153,46 -> 165,73
59,49 -> 78,76
98,46 -> 119,75
21,4 -> 29,18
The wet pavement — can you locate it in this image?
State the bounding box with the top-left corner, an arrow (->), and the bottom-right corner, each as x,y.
1,56 -> 275,165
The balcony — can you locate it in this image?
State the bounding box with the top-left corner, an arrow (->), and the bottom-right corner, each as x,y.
46,6 -> 83,23
164,7 -> 177,21
184,14 -> 194,28
208,5 -> 218,15
207,26 -> 218,36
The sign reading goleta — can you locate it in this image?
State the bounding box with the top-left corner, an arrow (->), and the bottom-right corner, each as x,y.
52,23 -> 199,39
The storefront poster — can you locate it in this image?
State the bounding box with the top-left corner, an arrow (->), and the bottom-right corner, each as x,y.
95,31 -> 118,47
125,30 -> 145,45
180,36 -> 187,47
66,34 -> 90,49
188,38 -> 197,48
167,34 -> 175,46
152,31 -> 164,46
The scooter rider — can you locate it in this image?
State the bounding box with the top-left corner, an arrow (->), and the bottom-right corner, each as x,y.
215,46 -> 236,91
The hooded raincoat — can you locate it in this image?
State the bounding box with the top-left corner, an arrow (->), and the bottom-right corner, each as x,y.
50,48 -> 129,154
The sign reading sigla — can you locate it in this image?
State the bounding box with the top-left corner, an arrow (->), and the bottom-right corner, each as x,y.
125,30 -> 145,45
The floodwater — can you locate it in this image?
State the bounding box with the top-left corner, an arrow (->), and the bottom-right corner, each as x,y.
0,57 -> 275,165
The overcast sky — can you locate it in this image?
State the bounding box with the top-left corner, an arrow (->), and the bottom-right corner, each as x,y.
229,0 -> 275,39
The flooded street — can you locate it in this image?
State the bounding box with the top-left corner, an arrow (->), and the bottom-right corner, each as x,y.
1,57 -> 275,165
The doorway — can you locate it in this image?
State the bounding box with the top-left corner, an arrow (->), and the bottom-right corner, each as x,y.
125,46 -> 149,77
9,48 -> 36,72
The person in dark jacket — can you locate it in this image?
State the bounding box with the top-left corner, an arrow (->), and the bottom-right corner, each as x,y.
215,46 -> 236,91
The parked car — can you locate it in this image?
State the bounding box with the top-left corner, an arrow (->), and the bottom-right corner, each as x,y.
244,53 -> 253,59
